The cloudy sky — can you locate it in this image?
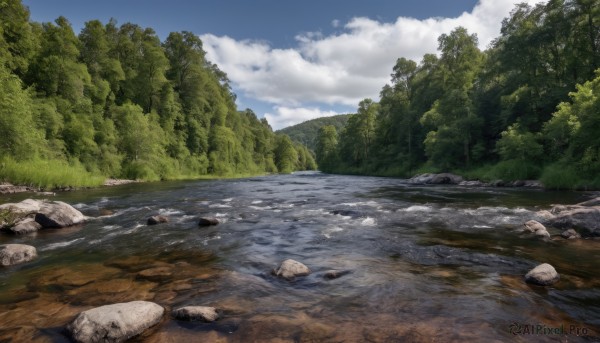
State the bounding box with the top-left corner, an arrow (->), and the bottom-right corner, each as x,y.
24,0 -> 547,129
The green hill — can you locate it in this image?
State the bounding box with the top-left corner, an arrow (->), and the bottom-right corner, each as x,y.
277,114 -> 350,151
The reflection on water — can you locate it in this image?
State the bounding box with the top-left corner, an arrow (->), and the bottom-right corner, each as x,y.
0,172 -> 598,342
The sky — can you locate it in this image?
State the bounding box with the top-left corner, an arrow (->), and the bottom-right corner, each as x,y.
23,0 -> 547,130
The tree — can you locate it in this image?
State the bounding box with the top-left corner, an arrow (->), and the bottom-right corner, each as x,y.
315,125 -> 339,172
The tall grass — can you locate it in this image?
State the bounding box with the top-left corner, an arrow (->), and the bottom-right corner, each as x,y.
0,157 -> 104,189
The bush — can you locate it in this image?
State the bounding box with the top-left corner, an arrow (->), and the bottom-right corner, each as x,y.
540,163 -> 580,190
487,159 -> 541,181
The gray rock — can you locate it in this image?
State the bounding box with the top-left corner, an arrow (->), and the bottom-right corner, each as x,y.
523,220 -> 550,238
198,217 -> 219,226
323,270 -> 351,280
66,301 -> 164,343
525,263 -> 560,286
0,199 -> 42,229
147,215 -> 169,225
35,201 -> 86,228
0,244 -> 37,266
560,229 -> 581,240
408,173 -> 463,185
576,197 -> 600,207
172,306 -> 219,322
491,180 -> 505,187
272,259 -> 310,280
545,206 -> 600,237
10,217 -> 41,235
459,180 -> 487,187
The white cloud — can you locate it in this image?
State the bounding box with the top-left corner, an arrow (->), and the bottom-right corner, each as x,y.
264,106 -> 340,130
331,19 -> 340,28
201,0 -> 547,128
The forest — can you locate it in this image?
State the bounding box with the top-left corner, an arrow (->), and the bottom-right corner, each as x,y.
277,114 -> 349,152
0,0 -> 316,188
316,0 -> 600,189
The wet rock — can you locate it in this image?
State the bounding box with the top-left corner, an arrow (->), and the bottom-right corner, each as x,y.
0,244 -> 37,266
272,259 -> 310,280
172,306 -> 219,322
545,206 -> 600,237
9,217 -> 41,235
576,197 -> 600,207
535,210 -> 555,220
560,229 -> 581,240
525,263 -> 560,286
490,180 -> 505,187
66,301 -> 164,343
523,220 -> 550,238
323,270 -> 351,280
35,201 -> 86,228
198,217 -> 219,226
0,183 -> 32,194
147,215 -> 169,225
408,173 -> 463,185
459,180 -> 487,187
103,179 -> 139,186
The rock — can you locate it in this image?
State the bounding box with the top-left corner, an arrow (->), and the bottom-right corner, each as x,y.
535,210 -> 555,220
136,267 -> 172,281
0,244 -> 37,266
35,201 -> 86,228
576,197 -> 600,207
323,270 -> 351,280
525,263 -> 560,286
272,259 -> 310,280
408,173 -> 463,185
9,217 -> 41,235
66,301 -> 164,343
545,206 -> 600,237
0,183 -> 32,194
198,217 -> 219,226
490,180 -> 505,187
459,180 -> 487,187
0,199 -> 42,229
510,180 -> 526,187
103,179 -> 139,186
172,306 -> 219,322
523,220 -> 550,238
522,180 -> 543,188
147,215 -> 169,225
560,229 -> 581,240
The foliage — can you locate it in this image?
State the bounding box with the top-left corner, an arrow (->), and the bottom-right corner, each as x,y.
0,1 -> 314,188
277,114 -> 350,151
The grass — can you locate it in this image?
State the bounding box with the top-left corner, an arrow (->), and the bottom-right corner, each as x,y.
0,157 -> 105,190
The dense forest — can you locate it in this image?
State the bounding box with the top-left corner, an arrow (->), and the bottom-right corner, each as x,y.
277,114 -> 349,151
316,0 -> 600,189
0,0 -> 315,188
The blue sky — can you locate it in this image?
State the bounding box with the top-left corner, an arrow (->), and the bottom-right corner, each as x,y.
23,0 -> 546,129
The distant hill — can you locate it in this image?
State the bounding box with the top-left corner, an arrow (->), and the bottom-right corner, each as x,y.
277,114 -> 351,151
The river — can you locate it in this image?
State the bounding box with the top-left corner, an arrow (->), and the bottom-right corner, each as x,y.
0,172 -> 598,342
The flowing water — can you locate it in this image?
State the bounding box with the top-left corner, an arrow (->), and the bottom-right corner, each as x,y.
0,172 -> 599,342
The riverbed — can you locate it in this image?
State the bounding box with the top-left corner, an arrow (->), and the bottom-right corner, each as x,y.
0,171 -> 598,342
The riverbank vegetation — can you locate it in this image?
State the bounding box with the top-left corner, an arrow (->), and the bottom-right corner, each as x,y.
315,0 -> 600,189
0,0 -> 315,188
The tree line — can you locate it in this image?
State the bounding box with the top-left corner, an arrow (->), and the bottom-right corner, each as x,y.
316,0 -> 600,189
0,0 -> 315,187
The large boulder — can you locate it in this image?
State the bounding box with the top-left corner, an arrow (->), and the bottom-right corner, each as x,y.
35,201 -> 86,228
66,301 -> 164,343
272,259 -> 311,280
525,263 -> 560,286
545,206 -> 600,237
172,306 -> 219,322
0,199 -> 85,231
0,244 -> 37,266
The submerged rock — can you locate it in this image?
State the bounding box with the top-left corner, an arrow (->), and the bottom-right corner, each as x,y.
273,259 -> 311,280
66,301 -> 164,343
323,270 -> 351,280
172,306 -> 219,322
525,263 -> 560,286
147,215 -> 169,225
560,229 -> 581,240
198,217 -> 219,226
0,244 -> 37,266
